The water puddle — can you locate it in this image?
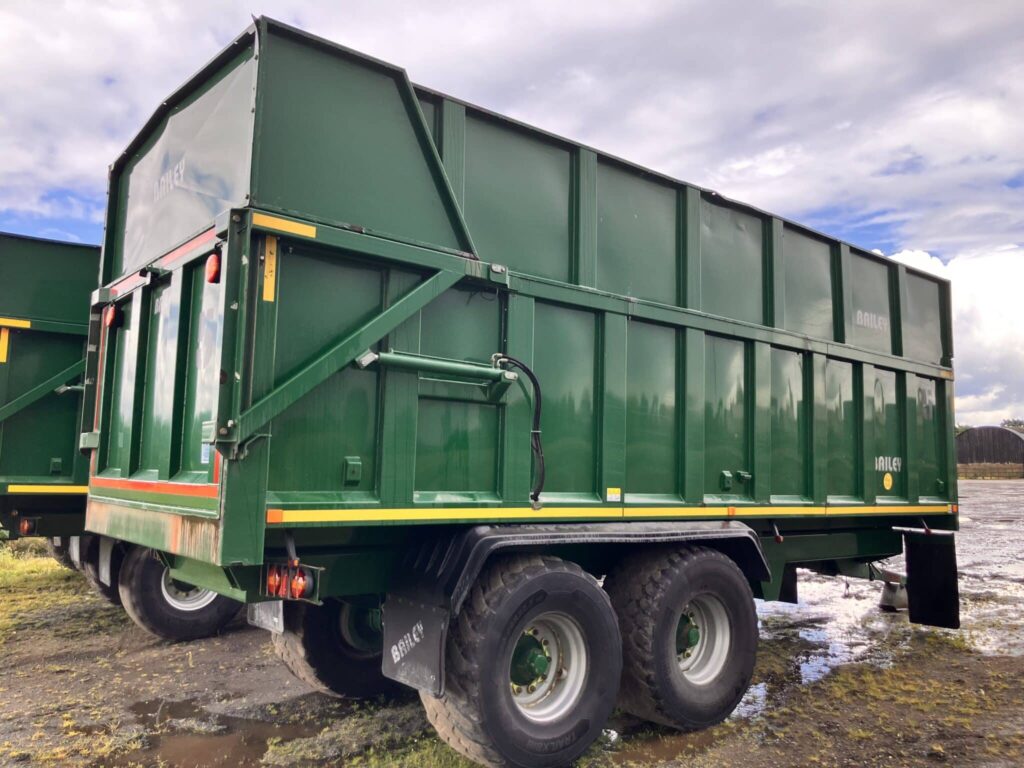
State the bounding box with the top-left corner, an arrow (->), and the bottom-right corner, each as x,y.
99,698 -> 325,768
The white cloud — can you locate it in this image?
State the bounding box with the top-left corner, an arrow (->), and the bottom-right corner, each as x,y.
0,0 -> 1022,419
892,246 -> 1024,425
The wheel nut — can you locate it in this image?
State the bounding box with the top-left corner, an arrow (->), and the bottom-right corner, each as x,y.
528,684 -> 537,693
512,684 -> 522,694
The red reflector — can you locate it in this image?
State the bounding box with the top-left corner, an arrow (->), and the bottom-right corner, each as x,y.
18,518 -> 35,536
290,569 -> 311,599
267,565 -> 282,595
205,251 -> 221,284
103,305 -> 118,328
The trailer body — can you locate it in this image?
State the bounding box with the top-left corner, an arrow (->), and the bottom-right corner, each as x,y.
76,14 -> 965,714
1,233 -> 97,540
80,18 -> 960,763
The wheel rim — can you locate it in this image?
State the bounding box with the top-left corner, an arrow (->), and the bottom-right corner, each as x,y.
337,602 -> 383,658
508,612 -> 588,723
676,593 -> 731,685
160,568 -> 219,612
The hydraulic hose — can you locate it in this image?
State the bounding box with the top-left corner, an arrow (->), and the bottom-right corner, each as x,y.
493,354 -> 545,509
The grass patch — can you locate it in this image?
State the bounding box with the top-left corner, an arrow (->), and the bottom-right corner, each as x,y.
0,544 -> 100,643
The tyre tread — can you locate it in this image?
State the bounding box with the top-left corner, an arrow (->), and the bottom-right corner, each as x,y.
420,554 -> 587,767
605,545 -> 754,729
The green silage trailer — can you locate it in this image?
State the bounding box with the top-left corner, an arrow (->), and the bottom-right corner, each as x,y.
82,18 -> 960,767
0,231 -> 238,637
0,233 -> 96,551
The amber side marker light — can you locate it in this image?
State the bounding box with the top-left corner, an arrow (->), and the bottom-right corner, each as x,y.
205,251 -> 221,284
103,305 -> 119,328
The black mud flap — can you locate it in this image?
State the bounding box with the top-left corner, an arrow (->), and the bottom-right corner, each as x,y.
381,595 -> 449,696
904,531 -> 960,629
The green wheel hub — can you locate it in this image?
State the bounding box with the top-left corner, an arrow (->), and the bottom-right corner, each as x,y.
676,611 -> 701,658
506,613 -> 589,723
511,631 -> 551,687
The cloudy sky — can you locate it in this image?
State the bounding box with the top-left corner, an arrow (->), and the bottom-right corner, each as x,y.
1,0 -> 1022,424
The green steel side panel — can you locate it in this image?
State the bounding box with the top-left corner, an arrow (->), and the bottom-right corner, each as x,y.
419,286 -> 502,363
770,348 -> 807,498
267,367 -> 380,495
0,234 -> 98,325
265,246 -> 387,494
601,314 -> 628,500
533,302 -> 597,495
377,271 -> 424,507
781,227 -> 834,340
254,29 -> 468,254
848,251 -> 894,353
825,358 -> 858,499
596,162 -> 677,305
503,293 -> 535,502
699,198 -> 763,325
703,335 -> 750,501
417,94 -> 439,144
871,367 -> 904,498
902,272 -> 944,365
111,48 -> 255,278
138,279 -> 181,479
439,100 -> 466,208
0,330 -> 84,482
271,247 -> 386,383
625,320 -> 678,496
180,266 -> 224,478
682,328 -> 705,502
415,399 -> 499,496
574,149 -> 598,288
463,114 -> 572,281
102,294 -> 140,477
914,376 -> 944,498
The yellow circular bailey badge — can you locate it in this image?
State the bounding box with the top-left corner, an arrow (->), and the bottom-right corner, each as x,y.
883,472 -> 894,491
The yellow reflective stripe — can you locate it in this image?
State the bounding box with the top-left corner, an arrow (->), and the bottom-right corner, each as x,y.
0,317 -> 31,329
0,328 -> 8,363
267,504 -> 953,524
263,235 -> 278,302
5,485 -> 89,494
268,506 -> 622,524
253,213 -> 317,239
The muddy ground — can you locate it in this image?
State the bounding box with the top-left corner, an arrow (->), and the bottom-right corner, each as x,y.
0,479 -> 1021,767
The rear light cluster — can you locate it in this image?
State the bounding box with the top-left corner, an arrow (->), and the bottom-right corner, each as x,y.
265,563 -> 315,600
18,518 -> 38,536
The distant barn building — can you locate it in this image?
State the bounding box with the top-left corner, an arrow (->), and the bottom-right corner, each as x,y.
956,426 -> 1024,478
